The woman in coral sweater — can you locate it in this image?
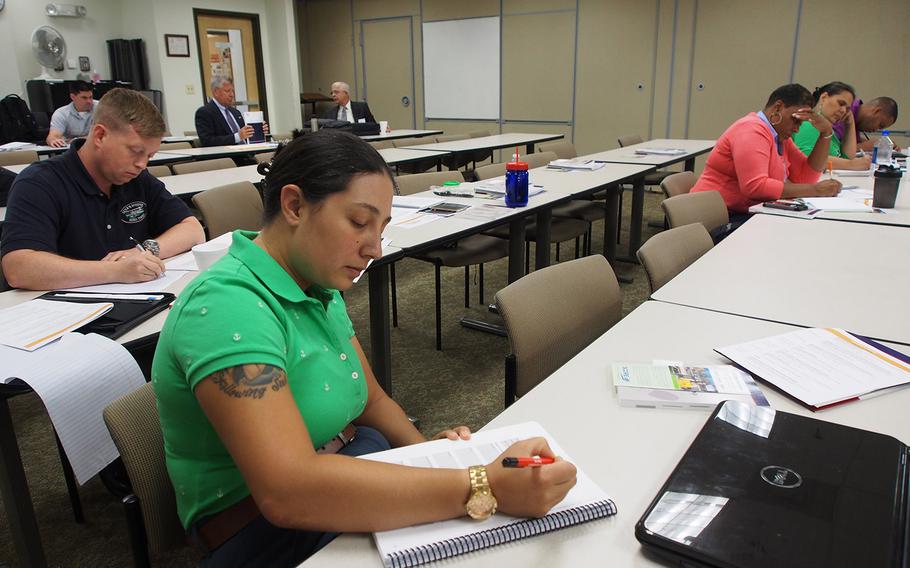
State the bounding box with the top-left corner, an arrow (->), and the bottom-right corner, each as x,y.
691,83 -> 842,220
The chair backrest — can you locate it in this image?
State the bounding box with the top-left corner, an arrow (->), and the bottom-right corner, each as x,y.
146,165 -> 172,178
495,255 -> 622,402
103,383 -> 185,554
617,134 -> 643,147
521,151 -> 558,170
183,130 -> 197,136
537,140 -> 577,159
661,190 -> 729,233
0,150 -> 39,166
369,140 -> 394,150
468,130 -> 490,138
474,161 -> 507,180
171,158 -> 237,176
435,134 -> 469,143
270,132 -> 292,141
255,151 -> 275,164
391,137 -> 422,148
394,171 -> 464,196
158,142 -> 192,151
660,171 -> 696,198
636,223 -> 713,293
191,181 -> 263,238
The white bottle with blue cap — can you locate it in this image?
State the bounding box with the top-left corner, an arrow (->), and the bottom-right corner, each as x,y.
872,130 -> 893,166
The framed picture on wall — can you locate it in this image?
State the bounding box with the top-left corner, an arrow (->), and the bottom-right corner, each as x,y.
165,34 -> 190,57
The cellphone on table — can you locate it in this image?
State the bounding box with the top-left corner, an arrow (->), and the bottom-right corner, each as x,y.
763,200 -> 809,212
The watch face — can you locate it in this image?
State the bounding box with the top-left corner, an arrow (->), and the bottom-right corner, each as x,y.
466,492 -> 497,520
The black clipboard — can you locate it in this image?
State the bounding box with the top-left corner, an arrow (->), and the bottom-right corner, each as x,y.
37,291 -> 176,340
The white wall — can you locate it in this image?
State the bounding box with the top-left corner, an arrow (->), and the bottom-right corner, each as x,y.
0,0 -> 301,136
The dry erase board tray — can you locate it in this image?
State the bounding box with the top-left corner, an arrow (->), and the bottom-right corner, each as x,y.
38,291 -> 175,340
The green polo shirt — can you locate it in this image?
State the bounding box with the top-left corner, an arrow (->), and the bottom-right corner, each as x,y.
793,121 -> 844,158
152,230 -> 367,528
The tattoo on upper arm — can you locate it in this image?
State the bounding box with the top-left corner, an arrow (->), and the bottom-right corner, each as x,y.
209,364 -> 288,399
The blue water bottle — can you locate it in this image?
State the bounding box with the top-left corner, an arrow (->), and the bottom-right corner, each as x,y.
505,159 -> 529,207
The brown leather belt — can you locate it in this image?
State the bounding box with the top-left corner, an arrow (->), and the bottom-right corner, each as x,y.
191,423 -> 357,553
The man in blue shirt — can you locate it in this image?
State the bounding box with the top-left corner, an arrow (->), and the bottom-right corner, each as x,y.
1,88 -> 205,290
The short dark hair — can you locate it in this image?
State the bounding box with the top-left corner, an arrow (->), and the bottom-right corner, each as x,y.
765,84 -> 814,108
69,80 -> 93,95
92,88 -> 166,138
868,96 -> 899,121
811,81 -> 856,104
258,129 -> 394,224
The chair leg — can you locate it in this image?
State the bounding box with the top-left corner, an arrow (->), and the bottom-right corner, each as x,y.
54,431 -> 84,523
525,243 -> 531,275
574,237 -> 580,259
478,263 -> 485,304
556,242 -> 560,262
390,262 -> 398,328
123,495 -> 152,568
464,266 -> 470,308
617,188 -> 624,244
434,262 -> 442,351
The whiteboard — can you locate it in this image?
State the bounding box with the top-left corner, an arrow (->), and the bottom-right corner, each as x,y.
422,17 -> 500,120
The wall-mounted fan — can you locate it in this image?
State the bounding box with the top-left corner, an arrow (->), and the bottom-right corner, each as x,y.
31,25 -> 67,79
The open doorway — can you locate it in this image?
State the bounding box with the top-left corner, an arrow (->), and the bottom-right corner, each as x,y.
193,8 -> 268,120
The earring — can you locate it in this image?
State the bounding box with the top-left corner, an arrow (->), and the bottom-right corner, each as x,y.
769,111 -> 782,126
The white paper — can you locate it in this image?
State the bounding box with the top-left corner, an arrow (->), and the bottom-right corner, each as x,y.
386,210 -> 441,229
474,177 -> 545,197
634,147 -> 686,155
57,270 -> 189,294
802,196 -> 872,212
0,299 -> 113,351
363,422 -> 613,564
0,141 -> 35,151
717,328 -> 910,408
392,196 -> 443,210
547,159 -> 606,171
0,333 -> 147,484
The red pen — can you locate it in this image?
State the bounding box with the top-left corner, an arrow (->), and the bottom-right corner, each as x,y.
501,456 -> 555,468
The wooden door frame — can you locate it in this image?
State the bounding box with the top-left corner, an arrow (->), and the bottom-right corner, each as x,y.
193,8 -> 269,122
359,16 -> 416,129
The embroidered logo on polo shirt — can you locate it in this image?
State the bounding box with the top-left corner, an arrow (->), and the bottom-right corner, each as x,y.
120,201 -> 147,224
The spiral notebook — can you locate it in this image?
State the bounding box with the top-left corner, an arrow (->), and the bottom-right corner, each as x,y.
360,421 -> 616,568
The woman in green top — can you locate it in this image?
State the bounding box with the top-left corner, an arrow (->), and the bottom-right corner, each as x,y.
153,130 -> 577,567
792,81 -> 872,171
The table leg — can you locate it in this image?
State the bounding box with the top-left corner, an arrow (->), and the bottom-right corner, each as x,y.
507,216 -> 527,283
367,265 -> 392,395
534,208 -> 552,271
0,396 -> 47,568
684,157 -> 695,172
626,177 -> 645,259
602,185 -> 619,263
525,143 -> 535,155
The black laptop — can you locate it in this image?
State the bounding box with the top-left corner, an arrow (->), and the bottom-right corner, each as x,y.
636,400 -> 909,568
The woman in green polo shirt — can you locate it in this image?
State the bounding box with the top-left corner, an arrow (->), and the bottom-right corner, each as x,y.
152,130 -> 577,567
792,81 -> 872,171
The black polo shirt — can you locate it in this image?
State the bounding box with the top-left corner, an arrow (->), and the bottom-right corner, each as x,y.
1,140 -> 191,260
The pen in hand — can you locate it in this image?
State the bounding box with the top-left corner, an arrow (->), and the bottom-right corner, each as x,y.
502,456 -> 555,468
129,237 -> 146,253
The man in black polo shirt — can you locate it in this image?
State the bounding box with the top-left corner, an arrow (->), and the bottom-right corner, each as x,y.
1,88 -> 205,290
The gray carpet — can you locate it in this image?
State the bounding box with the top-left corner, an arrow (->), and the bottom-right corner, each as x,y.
0,189 -> 665,567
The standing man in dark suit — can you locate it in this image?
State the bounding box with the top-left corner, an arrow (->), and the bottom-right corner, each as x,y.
323,81 -> 377,124
195,76 -> 268,147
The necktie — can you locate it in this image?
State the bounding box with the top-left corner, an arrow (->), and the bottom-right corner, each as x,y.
340,106 -> 348,122
224,108 -> 239,133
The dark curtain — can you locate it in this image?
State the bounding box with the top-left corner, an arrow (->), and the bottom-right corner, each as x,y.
107,39 -> 148,90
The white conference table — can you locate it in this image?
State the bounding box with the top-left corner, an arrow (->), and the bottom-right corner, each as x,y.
303,300 -> 910,567
361,129 -> 443,141
376,148 -> 450,169
813,169 -> 910,226
167,142 -> 279,159
161,164 -> 263,196
652,214 -> 910,346
405,132 -> 564,156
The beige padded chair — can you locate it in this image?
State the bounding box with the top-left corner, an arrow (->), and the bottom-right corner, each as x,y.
0,150 -> 39,166
369,140 -> 394,150
661,190 -> 729,234
255,151 -> 275,164
183,130 -> 197,136
270,132 -> 292,141
636,223 -> 713,293
393,171 -> 508,350
537,140 -> 577,159
171,158 -> 237,176
191,181 -> 263,239
392,137 -> 437,174
660,171 -> 697,198
496,255 -> 622,406
158,142 -> 192,151
391,137 -> 421,148
146,165 -> 172,178
478,153 -> 592,265
103,383 -> 187,567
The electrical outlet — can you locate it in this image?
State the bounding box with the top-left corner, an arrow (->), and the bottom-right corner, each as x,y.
185,84 -> 195,95
67,58 -> 76,69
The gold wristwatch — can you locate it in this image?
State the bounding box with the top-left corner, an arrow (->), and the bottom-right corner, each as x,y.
465,465 -> 497,520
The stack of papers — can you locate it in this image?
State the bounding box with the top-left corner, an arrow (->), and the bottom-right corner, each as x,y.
0,299 -> 113,351
717,328 -> 910,410
474,178 -> 545,197
0,141 -> 36,151
634,147 -> 686,156
801,196 -> 873,212
612,362 -> 769,410
547,159 -> 606,171
833,167 -> 874,177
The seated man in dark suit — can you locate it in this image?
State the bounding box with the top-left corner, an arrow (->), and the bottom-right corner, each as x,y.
195,76 -> 268,147
323,81 -> 376,124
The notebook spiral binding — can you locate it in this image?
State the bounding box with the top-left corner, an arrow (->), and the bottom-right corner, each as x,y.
385,499 -> 617,568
